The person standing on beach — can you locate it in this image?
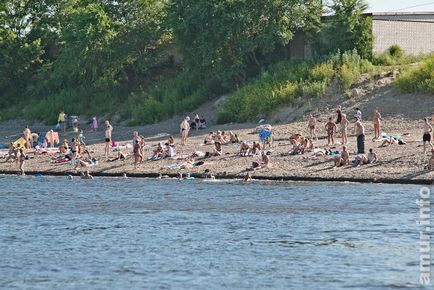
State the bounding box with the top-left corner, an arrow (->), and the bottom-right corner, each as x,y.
340,113 -> 350,145
335,105 -> 342,134
194,113 -> 200,130
307,114 -> 317,140
23,126 -> 32,149
91,117 -> 98,132
373,108 -> 382,141
104,120 -> 113,158
325,117 -> 336,145
354,107 -> 362,121
180,116 -> 190,145
18,148 -> 26,176
58,111 -> 66,133
355,119 -> 365,154
422,118 -> 433,153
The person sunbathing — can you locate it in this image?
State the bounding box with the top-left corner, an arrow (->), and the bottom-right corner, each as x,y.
354,149 -> 377,166
248,151 -> 270,170
334,146 -> 350,167
162,143 -> 175,159
150,143 -> 164,160
300,137 -> 314,154
239,141 -> 250,157
229,131 -> 240,143
108,151 -> 127,162
167,136 -> 175,147
5,143 -> 17,162
213,142 -> 222,156
204,132 -> 214,145
214,131 -> 226,144
59,139 -> 69,154
251,141 -> 261,155
380,136 -> 398,147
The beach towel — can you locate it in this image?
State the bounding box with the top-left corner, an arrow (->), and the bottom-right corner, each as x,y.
45,131 -> 60,146
13,137 -> 26,149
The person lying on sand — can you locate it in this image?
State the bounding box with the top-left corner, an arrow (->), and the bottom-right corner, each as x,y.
108,151 -> 127,162
239,141 -> 250,157
248,151 -> 270,171
353,149 -> 378,166
334,146 -> 350,167
380,136 -> 398,147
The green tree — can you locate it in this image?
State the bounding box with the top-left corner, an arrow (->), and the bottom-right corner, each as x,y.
169,0 -> 322,88
315,0 -> 372,59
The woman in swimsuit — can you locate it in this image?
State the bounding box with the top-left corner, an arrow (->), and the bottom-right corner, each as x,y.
194,113 -> 200,130
373,108 -> 382,140
18,148 -> 26,176
340,114 -> 350,145
180,117 -> 190,145
325,117 -> 337,145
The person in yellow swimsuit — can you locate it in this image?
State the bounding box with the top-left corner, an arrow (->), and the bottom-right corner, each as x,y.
58,111 -> 66,132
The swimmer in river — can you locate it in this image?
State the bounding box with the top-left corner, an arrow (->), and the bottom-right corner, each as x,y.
80,171 -> 94,179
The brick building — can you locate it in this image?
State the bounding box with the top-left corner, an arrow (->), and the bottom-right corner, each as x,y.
370,12 -> 434,55
288,12 -> 434,58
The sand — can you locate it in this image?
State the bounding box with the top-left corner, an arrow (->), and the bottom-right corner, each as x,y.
1,73 -> 433,184
0,116 -> 433,184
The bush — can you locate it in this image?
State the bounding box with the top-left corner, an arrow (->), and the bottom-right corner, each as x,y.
217,50 -> 374,123
388,45 -> 403,58
396,54 -> 434,93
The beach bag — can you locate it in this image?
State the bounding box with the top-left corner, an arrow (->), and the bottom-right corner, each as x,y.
55,122 -> 60,130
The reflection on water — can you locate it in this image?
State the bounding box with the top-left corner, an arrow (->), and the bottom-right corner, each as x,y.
0,176 -> 425,289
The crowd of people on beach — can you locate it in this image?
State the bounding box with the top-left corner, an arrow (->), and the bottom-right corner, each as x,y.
2,107 -> 434,180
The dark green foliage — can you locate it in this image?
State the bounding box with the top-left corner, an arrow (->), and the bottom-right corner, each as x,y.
313,0 -> 373,60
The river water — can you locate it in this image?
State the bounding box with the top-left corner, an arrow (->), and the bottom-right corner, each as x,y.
0,176 -> 430,289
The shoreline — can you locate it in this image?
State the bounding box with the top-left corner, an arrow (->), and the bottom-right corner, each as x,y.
1,169 -> 432,185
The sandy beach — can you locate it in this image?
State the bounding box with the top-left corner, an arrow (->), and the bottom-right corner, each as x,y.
0,116 -> 433,184
1,76 -> 433,184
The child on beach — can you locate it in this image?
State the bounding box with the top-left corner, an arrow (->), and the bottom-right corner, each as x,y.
91,117 -> 98,131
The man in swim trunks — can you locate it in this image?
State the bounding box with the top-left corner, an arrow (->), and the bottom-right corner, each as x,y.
104,120 -> 113,158
180,116 -> 190,145
308,114 -> 317,140
325,117 -> 337,145
355,119 -> 365,154
422,118 -> 433,153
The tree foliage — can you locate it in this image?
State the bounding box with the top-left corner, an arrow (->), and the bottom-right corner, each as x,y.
313,0 -> 372,59
169,0 -> 322,88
